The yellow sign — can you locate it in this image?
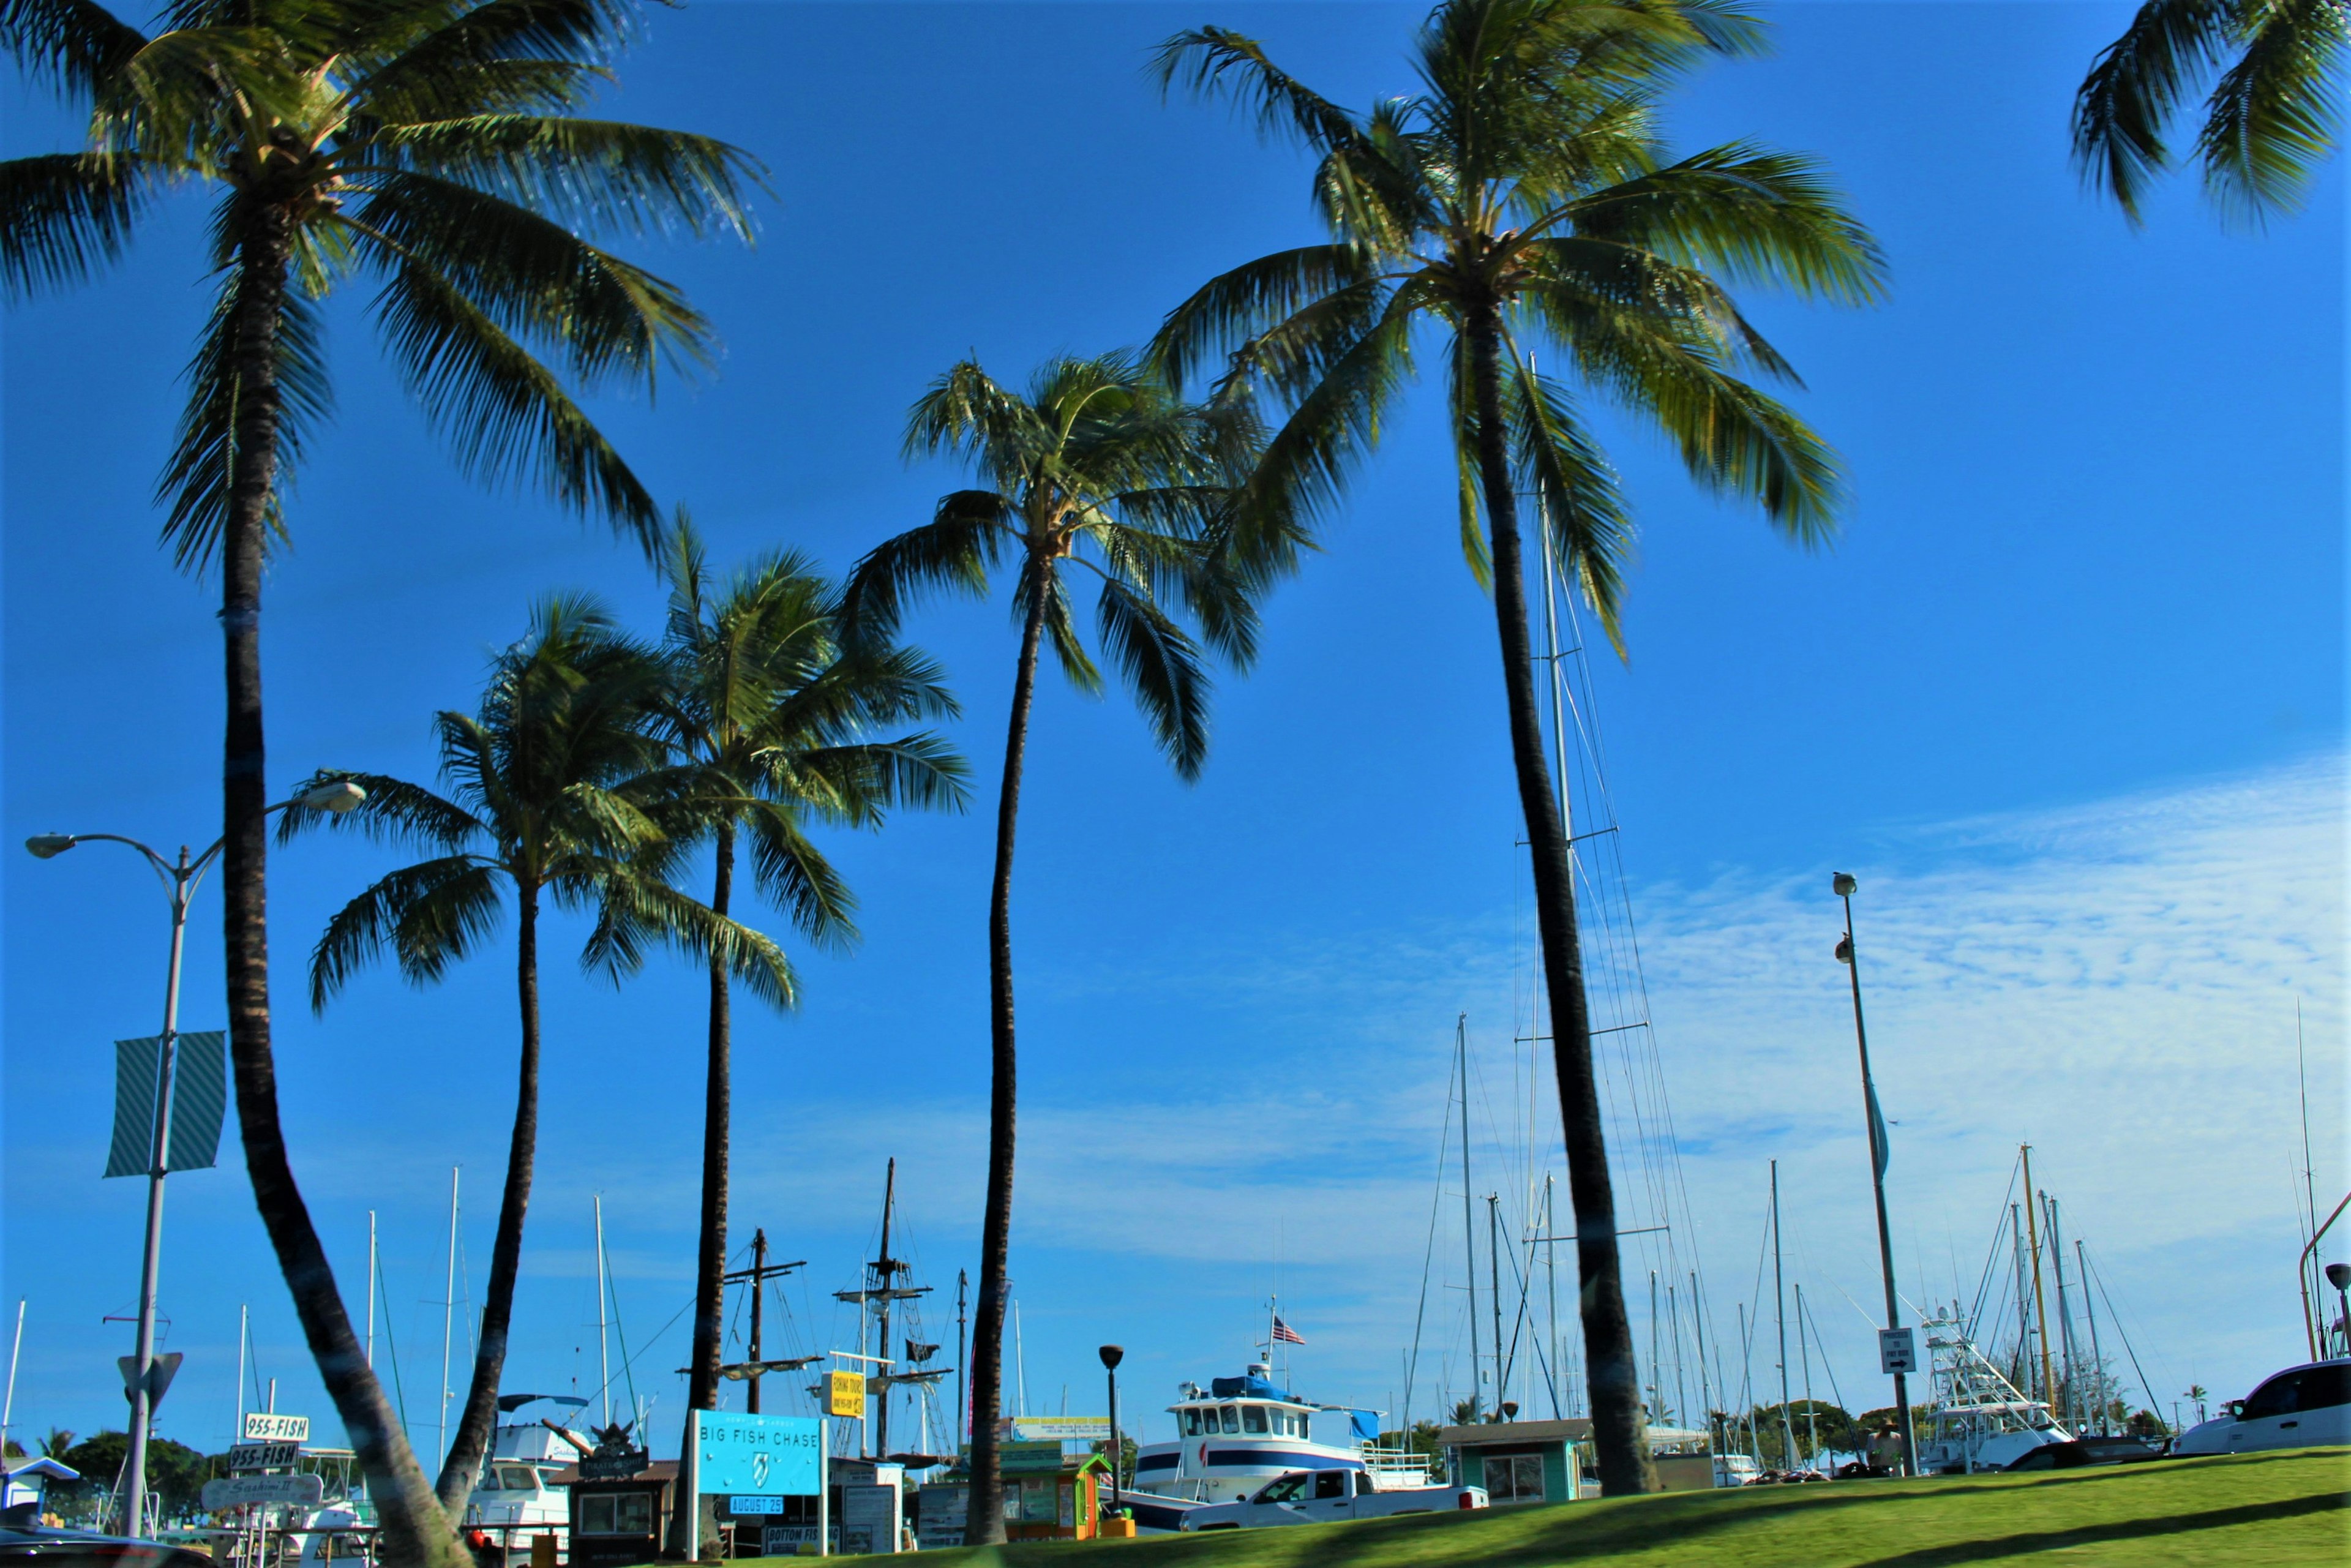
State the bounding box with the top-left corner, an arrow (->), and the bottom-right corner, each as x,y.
825,1370 -> 866,1418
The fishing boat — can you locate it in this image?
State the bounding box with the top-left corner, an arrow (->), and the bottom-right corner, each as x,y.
462,1395 -> 591,1562
1130,1360 -> 1428,1510
1911,1310 -> 2071,1474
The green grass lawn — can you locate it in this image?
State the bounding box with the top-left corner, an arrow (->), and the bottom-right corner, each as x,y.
803,1447 -> 2350,1566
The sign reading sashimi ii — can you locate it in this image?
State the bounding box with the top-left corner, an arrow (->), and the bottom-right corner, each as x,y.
692,1412 -> 823,1497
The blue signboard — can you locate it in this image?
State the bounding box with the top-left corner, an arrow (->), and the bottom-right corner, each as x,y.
692,1412 -> 824,1497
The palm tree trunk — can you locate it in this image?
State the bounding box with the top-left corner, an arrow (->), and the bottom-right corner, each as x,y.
217,204 -> 468,1568
1463,298 -> 1655,1496
670,820 -> 734,1553
962,561 -> 1049,1548
435,882 -> 543,1518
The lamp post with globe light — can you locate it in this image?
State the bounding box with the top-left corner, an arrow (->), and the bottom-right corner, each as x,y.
1098,1345 -> 1124,1517
1833,872 -> 1917,1478
26,779 -> 364,1534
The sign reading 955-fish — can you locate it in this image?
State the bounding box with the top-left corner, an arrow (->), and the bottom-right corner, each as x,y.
692,1411 -> 824,1498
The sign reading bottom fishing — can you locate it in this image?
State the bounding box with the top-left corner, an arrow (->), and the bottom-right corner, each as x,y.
692,1412 -> 825,1498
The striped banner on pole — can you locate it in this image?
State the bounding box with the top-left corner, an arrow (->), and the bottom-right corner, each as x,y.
103,1033 -> 228,1179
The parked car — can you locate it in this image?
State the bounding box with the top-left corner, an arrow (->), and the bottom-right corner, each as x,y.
0,1523 -> 219,1568
1179,1469 -> 1486,1531
2170,1358 -> 2351,1457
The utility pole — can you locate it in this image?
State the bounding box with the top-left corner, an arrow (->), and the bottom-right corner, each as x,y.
1834,874 -> 1916,1476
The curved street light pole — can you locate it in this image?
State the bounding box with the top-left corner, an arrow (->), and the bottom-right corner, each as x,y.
1834,874 -> 1918,1478
26,781 -> 362,1534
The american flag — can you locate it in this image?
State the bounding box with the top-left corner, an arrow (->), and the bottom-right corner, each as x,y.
1271,1315 -> 1305,1345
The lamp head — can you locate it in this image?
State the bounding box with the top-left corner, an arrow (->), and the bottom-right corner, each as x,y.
1098,1345 -> 1124,1371
2327,1262 -> 2351,1292
24,835 -> 76,859
1835,936 -> 1853,964
1499,1401 -> 1519,1422
298,779 -> 367,814
1832,872 -> 1858,898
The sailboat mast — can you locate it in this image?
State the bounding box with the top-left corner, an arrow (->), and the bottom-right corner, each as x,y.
748,1229 -> 767,1415
440,1164 -> 459,1471
1796,1283 -> 1817,1468
1771,1161 -> 1795,1469
2009,1202 -> 2031,1394
2021,1145 -> 2057,1408
2077,1239 -> 2107,1435
1458,1016 -> 1480,1417
1544,1177 -> 1561,1419
876,1159 -> 898,1457
956,1270 -> 969,1447
1690,1270 -> 1713,1436
2046,1196 -> 2077,1430
594,1195 -> 612,1428
366,1210 -> 377,1371
1487,1196 -> 1505,1406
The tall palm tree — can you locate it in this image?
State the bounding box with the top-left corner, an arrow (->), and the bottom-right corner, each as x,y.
840,354 -> 1265,1544
643,519 -> 967,1502
280,595 -> 793,1521
1150,0 -> 1884,1493
2075,0 -> 2345,223
1,4 -> 756,1556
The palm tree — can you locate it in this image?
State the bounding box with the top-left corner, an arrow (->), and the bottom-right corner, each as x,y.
1,5 -> 756,1556
1150,0 -> 1884,1493
2074,0 -> 2345,223
643,519 -> 967,1503
280,595 -> 793,1521
840,353 -> 1264,1544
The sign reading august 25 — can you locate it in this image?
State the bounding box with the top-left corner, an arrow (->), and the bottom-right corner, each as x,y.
692,1412 -> 824,1497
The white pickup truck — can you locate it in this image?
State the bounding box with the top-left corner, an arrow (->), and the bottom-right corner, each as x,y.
1178,1468 -> 1487,1530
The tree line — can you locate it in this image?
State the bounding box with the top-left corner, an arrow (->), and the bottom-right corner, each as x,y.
2,0 -> 2333,1557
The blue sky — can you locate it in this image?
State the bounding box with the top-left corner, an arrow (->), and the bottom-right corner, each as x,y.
3,1 -> 2342,1466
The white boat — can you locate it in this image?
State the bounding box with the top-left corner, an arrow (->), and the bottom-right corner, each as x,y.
1129,1362 -> 1428,1517
463,1397 -> 592,1562
1913,1311 -> 2071,1474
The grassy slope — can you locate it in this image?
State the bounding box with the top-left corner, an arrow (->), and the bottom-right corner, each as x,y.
814,1448 -> 2350,1566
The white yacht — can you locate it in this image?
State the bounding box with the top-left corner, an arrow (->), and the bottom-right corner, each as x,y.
1128,1364 -> 1427,1522
1912,1313 -> 2071,1474
463,1397 -> 592,1561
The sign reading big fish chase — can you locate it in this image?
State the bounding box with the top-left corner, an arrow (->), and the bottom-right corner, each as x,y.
692,1412 -> 824,1498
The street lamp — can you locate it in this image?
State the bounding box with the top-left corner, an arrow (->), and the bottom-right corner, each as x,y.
1832,872 -> 1917,1477
24,778 -> 364,1535
1098,1345 -> 1124,1518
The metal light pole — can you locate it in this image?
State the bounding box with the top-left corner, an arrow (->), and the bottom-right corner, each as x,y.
26,779 -> 363,1536
1098,1345 -> 1123,1518
1832,872 -> 1917,1477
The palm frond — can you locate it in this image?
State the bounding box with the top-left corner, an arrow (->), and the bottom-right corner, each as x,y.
2196,0 -> 2345,219
1148,245 -> 1373,393
353,169 -> 716,390
1505,348 -> 1635,650
373,114 -> 763,241
2073,0 -> 2237,219
351,0 -> 632,122
0,0 -> 146,99
1151,25 -> 1362,154
310,853 -> 501,1010
1094,576 -> 1210,779
1562,141 -> 1886,306
276,768 -> 484,850
369,238 -> 662,551
0,151 -> 147,299
156,262 -> 333,571
837,493 -> 1007,644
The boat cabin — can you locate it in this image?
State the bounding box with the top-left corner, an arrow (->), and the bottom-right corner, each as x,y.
1172,1396 -> 1319,1441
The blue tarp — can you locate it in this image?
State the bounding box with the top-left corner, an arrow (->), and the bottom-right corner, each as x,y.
1210,1374 -> 1298,1401
1344,1409 -> 1380,1443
